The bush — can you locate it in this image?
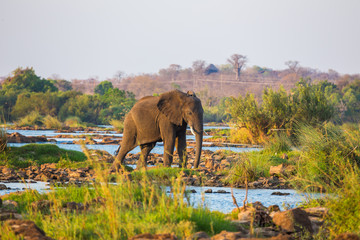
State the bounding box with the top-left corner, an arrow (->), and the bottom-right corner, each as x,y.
264,132 -> 292,154
0,126 -> 6,153
42,115 -> 63,129
109,119 -> 124,132
294,123 -> 360,190
64,116 -> 85,128
15,111 -> 43,127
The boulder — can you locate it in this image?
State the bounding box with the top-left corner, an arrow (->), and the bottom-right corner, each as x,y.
211,230 -> 246,240
4,219 -> 54,240
269,164 -> 285,176
304,207 -> 328,218
7,132 -> 47,143
272,208 -> 313,233
191,231 -> 210,240
237,202 -> 272,227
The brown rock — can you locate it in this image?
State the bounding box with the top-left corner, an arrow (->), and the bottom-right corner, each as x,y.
304,207 -> 328,218
129,233 -> 178,240
4,219 -> 54,240
272,208 -> 313,233
269,164 -> 285,176
191,231 -> 210,240
211,230 -> 246,240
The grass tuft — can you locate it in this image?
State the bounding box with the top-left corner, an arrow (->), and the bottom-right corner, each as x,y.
42,115 -> 63,129
15,111 -> 43,127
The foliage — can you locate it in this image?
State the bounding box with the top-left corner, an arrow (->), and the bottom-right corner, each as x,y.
64,116 -> 86,128
94,81 -> 113,95
0,126 -> 6,153
42,115 -> 63,129
109,119 -> 124,132
0,144 -> 86,168
228,79 -> 336,143
2,67 -> 57,93
98,88 -> 136,123
294,122 -> 360,191
15,111 -> 43,127
0,167 -> 236,239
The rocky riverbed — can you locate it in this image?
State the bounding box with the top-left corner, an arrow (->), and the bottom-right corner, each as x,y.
0,148 -> 291,190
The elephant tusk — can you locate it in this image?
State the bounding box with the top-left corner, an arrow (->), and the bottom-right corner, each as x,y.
190,126 -> 196,136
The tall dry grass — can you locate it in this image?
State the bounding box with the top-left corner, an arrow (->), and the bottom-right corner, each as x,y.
0,146 -> 236,239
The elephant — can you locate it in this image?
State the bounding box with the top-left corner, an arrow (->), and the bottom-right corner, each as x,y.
112,89 -> 203,169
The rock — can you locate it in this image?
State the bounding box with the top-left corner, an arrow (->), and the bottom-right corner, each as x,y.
4,219 -> 54,239
2,200 -> 18,210
62,202 -> 86,211
0,183 -> 8,190
129,233 -> 178,240
31,200 -> 53,212
216,190 -> 229,194
268,205 -> 280,213
191,231 -> 210,240
334,233 -> 360,240
271,192 -> 290,196
0,212 -> 23,221
269,164 -> 285,176
253,227 -> 280,237
237,202 -> 272,227
190,189 -> 197,193
272,208 -> 313,234
211,230 -> 246,240
7,132 -> 48,143
204,189 -> 212,193
304,207 -> 328,218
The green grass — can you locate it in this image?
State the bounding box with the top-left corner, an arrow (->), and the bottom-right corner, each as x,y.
0,167 -> 237,239
130,167 -> 200,184
0,144 -> 87,168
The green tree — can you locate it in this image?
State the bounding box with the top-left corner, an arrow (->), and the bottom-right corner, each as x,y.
94,81 -> 113,95
2,67 -> 57,93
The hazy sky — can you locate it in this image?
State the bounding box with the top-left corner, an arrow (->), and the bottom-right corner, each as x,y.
0,0 -> 359,80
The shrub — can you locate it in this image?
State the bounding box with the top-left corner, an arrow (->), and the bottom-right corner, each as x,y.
109,119 -> 124,132
64,116 -> 85,128
15,111 -> 43,127
0,126 -> 6,153
42,115 -> 63,129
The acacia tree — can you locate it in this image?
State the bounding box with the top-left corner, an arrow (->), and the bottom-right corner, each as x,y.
192,60 -> 206,76
285,60 -> 300,74
227,54 -> 247,80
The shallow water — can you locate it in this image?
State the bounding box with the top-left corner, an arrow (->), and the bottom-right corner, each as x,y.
0,181 -> 317,213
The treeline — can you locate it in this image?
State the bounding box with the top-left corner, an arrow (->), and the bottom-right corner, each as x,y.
0,68 -> 136,125
227,78 -> 360,143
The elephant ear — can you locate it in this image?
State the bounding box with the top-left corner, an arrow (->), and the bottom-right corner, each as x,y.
157,90 -> 184,126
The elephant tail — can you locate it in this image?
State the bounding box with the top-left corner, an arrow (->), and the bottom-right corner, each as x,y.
114,145 -> 121,156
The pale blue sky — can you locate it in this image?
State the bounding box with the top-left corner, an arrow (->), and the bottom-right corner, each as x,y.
0,0 -> 359,80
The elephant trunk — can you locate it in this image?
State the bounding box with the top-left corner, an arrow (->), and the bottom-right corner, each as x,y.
193,124 -> 203,169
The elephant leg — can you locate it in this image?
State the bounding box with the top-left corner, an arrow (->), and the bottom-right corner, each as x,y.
112,125 -> 137,171
138,142 -> 156,169
176,134 -> 187,168
163,132 -> 176,168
